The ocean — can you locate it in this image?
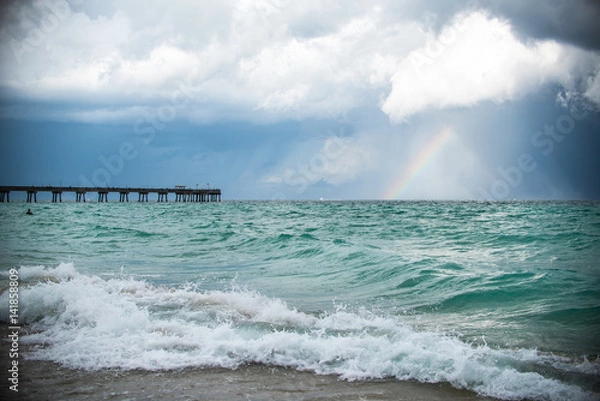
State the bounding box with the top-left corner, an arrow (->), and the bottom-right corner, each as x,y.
0,200 -> 599,400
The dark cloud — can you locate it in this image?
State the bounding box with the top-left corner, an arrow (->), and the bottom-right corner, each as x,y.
487,0 -> 600,50
382,0 -> 600,50
0,0 -> 30,37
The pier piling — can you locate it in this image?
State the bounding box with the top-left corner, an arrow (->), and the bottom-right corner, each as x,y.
26,190 -> 37,203
138,192 -> 149,202
76,191 -> 86,202
98,191 -> 109,202
51,191 -> 62,203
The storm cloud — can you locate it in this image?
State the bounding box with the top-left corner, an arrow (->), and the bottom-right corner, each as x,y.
0,0 -> 598,199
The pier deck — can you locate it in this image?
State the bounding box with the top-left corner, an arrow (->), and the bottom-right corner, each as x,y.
0,186 -> 221,203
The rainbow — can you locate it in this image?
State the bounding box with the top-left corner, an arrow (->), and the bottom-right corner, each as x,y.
382,127 -> 454,199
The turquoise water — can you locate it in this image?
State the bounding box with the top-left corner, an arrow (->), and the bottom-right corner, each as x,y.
1,201 -> 599,400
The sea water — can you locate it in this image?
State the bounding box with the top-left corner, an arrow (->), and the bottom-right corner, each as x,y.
0,200 -> 599,400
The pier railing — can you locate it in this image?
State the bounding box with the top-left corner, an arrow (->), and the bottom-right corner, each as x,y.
0,186 -> 221,203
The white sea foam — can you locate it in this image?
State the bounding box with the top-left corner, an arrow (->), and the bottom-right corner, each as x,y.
1,263 -> 598,401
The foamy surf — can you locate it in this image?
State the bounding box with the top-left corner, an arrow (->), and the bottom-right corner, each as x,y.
1,263 -> 597,401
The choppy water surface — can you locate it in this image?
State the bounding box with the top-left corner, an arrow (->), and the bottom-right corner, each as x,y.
1,201 -> 599,400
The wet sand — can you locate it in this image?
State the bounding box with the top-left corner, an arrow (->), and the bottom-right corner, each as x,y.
1,324 -> 495,401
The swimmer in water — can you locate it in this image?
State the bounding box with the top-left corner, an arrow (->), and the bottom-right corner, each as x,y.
26,209 -> 33,215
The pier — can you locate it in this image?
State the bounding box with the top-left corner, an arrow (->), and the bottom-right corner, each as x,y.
0,186 -> 221,203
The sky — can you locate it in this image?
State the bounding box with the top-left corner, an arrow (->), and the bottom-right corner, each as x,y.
0,0 -> 599,200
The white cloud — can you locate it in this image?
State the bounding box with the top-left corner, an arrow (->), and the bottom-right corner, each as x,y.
381,11 -> 600,122
1,2 -> 599,123
262,133 -> 377,193
112,45 -> 201,89
584,69 -> 600,106
0,1 -> 422,122
235,9 -> 420,119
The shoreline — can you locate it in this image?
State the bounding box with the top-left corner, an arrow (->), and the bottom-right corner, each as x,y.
1,324 -> 495,401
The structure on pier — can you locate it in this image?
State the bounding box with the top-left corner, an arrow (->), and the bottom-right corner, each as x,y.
0,186 -> 221,203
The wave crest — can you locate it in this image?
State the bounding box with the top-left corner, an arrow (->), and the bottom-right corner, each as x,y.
1,263 -> 597,401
